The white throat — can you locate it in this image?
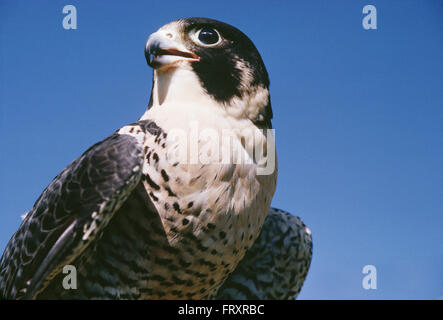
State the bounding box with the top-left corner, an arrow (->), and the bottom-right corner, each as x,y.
140,66 -> 240,132
140,66 -> 269,130
148,66 -> 213,109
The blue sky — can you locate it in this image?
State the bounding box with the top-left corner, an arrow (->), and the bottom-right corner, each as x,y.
1,0 -> 442,299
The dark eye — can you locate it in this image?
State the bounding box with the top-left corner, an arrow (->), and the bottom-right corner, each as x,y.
198,28 -> 220,45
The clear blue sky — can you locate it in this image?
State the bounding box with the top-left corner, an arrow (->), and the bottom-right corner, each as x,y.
1,0 -> 442,299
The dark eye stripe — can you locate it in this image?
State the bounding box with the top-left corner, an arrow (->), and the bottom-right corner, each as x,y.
198,28 -> 219,45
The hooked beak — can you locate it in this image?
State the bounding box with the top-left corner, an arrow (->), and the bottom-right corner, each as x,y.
145,31 -> 200,69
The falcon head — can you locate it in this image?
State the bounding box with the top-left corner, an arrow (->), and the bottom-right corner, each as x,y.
145,17 -> 273,129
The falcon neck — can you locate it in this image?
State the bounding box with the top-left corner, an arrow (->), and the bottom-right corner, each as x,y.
148,67 -> 215,108
139,66 -> 271,135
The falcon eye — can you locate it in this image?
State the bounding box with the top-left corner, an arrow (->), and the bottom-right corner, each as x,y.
197,28 -> 220,46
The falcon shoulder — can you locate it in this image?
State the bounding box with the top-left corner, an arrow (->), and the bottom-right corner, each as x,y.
0,121 -> 161,299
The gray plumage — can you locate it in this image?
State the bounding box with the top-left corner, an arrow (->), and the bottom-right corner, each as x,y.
215,208 -> 312,300
0,127 -> 149,299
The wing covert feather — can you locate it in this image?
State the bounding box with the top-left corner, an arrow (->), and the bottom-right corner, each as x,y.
0,132 -> 145,299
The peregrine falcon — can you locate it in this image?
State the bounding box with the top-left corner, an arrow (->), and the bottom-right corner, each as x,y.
0,17 -> 311,299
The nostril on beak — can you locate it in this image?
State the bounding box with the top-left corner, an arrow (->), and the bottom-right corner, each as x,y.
165,33 -> 173,39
